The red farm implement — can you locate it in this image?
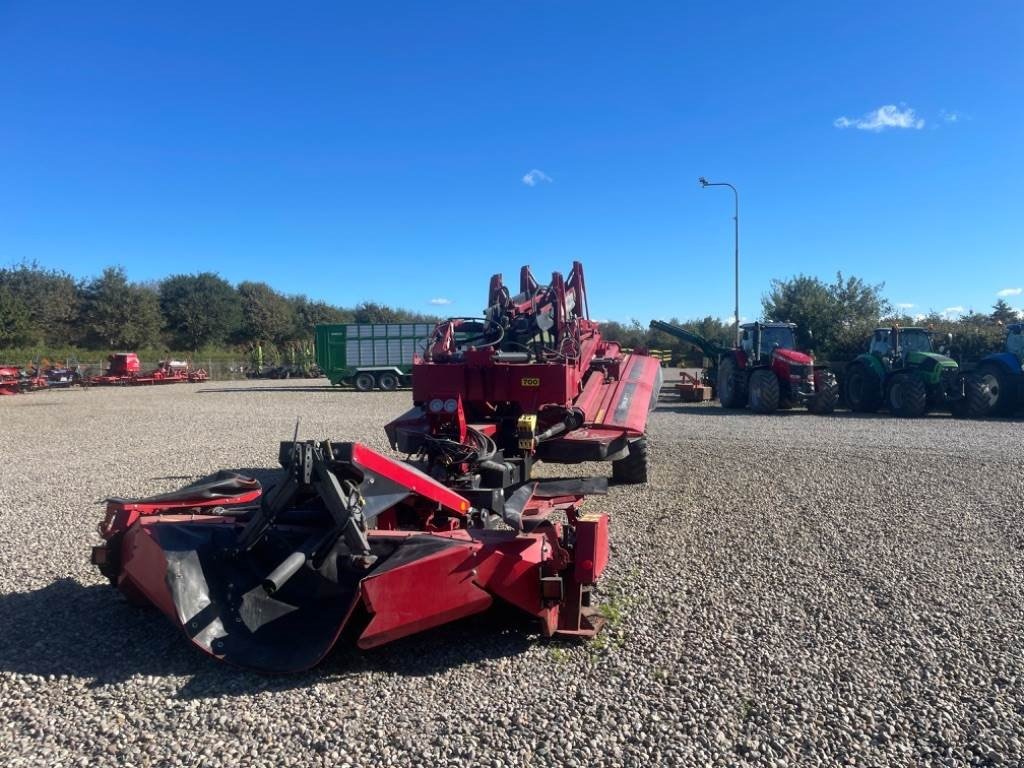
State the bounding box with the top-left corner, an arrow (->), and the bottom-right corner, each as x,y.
0,365 -> 48,395
86,353 -> 208,386
92,261 -> 659,672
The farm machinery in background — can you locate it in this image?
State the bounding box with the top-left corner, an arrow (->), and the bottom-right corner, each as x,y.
86,353 -> 208,386
0,364 -> 50,395
650,319 -> 838,414
844,326 -> 975,418
92,261 -> 661,672
963,322 -> 1024,417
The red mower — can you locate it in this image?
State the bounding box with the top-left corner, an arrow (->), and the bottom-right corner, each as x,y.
92,262 -> 660,672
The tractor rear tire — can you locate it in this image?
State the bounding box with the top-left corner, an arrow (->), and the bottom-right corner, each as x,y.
717,357 -> 747,409
612,438 -> 648,484
974,362 -> 1015,417
888,374 -> 928,417
354,372 -> 375,392
845,362 -> 882,413
954,373 -> 994,419
748,368 -> 780,414
377,372 -> 399,391
809,370 -> 839,415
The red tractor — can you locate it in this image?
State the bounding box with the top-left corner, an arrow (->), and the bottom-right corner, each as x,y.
91,261 -> 660,672
717,322 -> 838,414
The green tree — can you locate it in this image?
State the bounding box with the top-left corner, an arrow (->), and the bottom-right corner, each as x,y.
237,281 -> 294,345
289,296 -> 352,337
762,272 -> 890,360
80,267 -> 163,348
159,273 -> 241,350
0,261 -> 80,346
0,284 -> 34,347
991,299 -> 1018,325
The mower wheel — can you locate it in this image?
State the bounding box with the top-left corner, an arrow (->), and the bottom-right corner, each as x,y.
845,362 -> 881,413
612,438 -> 648,484
888,373 -> 928,417
377,372 -> 399,391
954,373 -> 994,419
717,357 -> 747,409
354,372 -> 376,392
974,362 -> 1015,417
808,370 -> 839,415
748,368 -> 780,414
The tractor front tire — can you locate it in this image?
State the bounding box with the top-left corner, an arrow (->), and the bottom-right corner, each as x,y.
975,362 -> 1015,417
954,373 -> 995,419
845,363 -> 882,413
809,370 -> 839,414
612,438 -> 648,484
354,372 -> 376,392
717,357 -> 748,409
377,372 -> 399,391
888,374 -> 928,417
748,369 -> 780,414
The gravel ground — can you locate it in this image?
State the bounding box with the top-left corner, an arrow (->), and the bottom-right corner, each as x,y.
1,375 -> 1023,767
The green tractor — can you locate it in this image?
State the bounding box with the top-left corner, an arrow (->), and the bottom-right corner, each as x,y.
844,326 -> 967,417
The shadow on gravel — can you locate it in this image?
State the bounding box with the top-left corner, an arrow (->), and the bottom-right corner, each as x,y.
0,579 -> 536,700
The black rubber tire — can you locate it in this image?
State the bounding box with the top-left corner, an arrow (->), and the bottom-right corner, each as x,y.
952,373 -> 994,419
354,372 -> 375,392
808,369 -> 839,415
975,362 -> 1015,417
717,357 -> 748,409
888,373 -> 928,417
612,438 -> 648,484
845,362 -> 882,413
377,372 -> 399,391
748,368 -> 780,414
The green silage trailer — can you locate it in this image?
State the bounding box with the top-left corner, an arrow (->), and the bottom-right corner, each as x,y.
315,323 -> 434,391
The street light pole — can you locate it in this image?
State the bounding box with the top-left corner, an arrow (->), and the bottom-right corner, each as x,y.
699,177 -> 740,346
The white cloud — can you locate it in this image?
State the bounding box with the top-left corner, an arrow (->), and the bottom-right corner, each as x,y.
896,302 -> 915,310
941,306 -> 965,318
428,297 -> 452,306
522,169 -> 552,187
997,287 -> 1022,297
913,313 -> 927,323
833,104 -> 925,132
940,109 -> 964,123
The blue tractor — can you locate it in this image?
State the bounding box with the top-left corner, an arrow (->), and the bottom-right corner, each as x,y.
967,322 -> 1024,417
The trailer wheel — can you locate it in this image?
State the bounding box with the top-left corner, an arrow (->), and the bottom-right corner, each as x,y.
717,357 -> 747,409
845,362 -> 881,413
612,438 -> 648,484
354,372 -> 375,392
748,369 -> 780,414
888,373 -> 928,417
377,372 -> 399,391
808,370 -> 839,415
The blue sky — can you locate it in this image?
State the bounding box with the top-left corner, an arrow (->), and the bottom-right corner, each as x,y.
1,2 -> 1021,323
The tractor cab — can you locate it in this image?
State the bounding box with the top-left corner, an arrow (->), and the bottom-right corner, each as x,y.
870,327 -> 934,365
1007,323 -> 1024,361
739,322 -> 798,365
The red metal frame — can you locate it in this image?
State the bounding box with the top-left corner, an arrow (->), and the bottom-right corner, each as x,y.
86,353 -> 208,386
94,441 -> 608,671
388,261 -> 661,465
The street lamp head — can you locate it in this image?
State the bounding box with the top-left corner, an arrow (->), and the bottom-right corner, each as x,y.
698,176 -> 709,187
